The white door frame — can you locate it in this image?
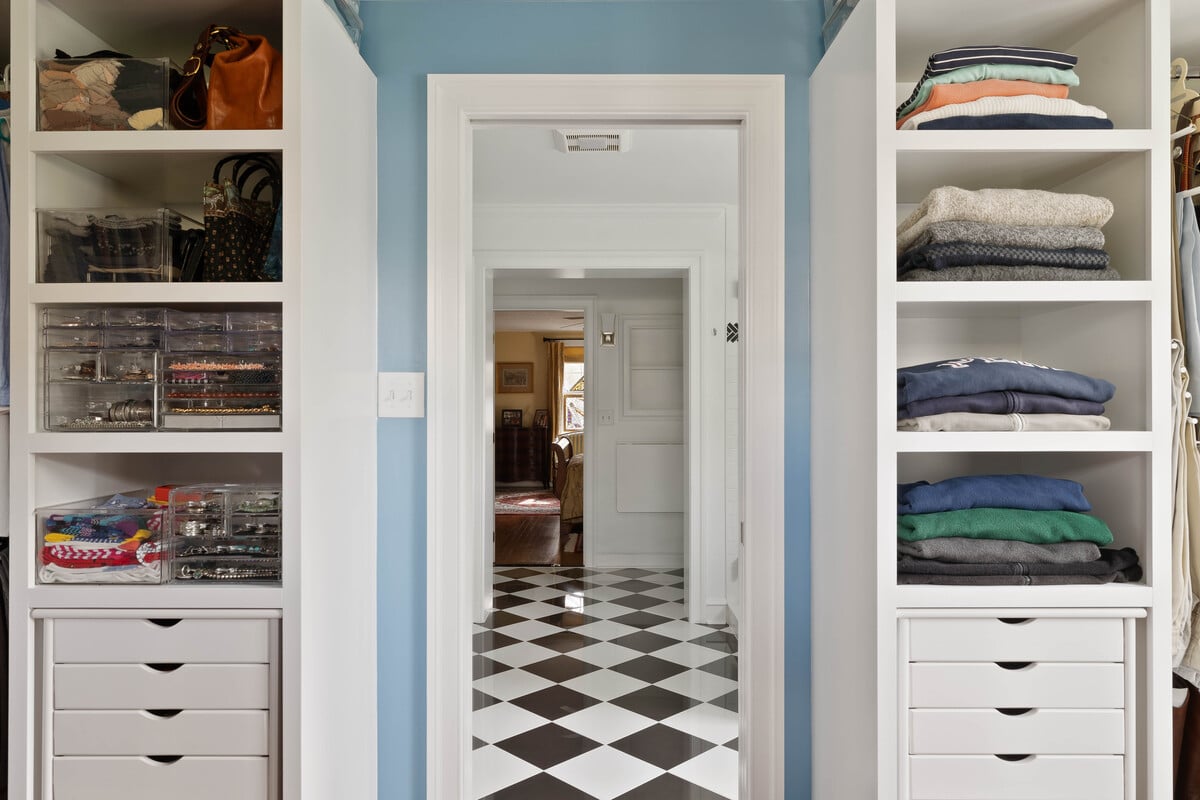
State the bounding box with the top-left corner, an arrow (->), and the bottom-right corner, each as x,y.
427,74 -> 786,799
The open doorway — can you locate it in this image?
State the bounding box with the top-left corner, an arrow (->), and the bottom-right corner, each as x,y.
471,123 -> 738,799
426,75 -> 786,800
492,308 -> 586,567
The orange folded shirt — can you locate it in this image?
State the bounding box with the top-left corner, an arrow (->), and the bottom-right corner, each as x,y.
896,79 -> 1070,129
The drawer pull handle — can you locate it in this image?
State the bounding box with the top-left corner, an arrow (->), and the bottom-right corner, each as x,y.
147,618 -> 182,628
146,709 -> 183,718
995,754 -> 1033,762
998,618 -> 1032,625
996,662 -> 1033,671
997,708 -> 1034,716
147,755 -> 183,764
146,663 -> 183,673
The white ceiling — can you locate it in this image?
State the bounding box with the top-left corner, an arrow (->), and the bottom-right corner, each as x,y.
1177,0 -> 1200,65
495,310 -> 585,334
473,126 -> 739,206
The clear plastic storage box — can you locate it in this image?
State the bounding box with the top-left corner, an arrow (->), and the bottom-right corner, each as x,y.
36,489 -> 166,584
166,310 -> 227,332
45,383 -> 157,431
159,354 -> 282,430
105,307 -> 165,328
38,208 -> 203,283
38,57 -> 175,131
165,484 -> 281,583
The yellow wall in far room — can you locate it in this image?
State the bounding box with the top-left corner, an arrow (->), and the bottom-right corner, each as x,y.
494,331 -> 582,427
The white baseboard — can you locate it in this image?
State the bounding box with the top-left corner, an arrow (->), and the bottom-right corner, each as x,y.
699,603 -> 728,627
725,605 -> 739,634
589,553 -> 684,570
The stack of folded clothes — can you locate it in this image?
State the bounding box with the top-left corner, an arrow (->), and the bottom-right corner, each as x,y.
897,474 -> 1142,585
897,356 -> 1114,432
897,187 -> 1119,282
897,45 -> 1113,130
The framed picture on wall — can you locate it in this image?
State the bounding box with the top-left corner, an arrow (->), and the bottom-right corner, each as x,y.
501,409 -> 523,428
496,362 -> 534,393
533,409 -> 549,428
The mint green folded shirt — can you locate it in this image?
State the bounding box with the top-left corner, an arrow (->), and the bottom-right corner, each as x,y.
897,508 -> 1114,545
897,64 -> 1082,119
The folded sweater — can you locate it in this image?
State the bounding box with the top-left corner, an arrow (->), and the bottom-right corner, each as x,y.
897,537 -> 1101,564
897,187 -> 1114,254
925,45 -> 1079,75
898,546 -> 1138,576
897,79 -> 1070,128
897,357 -> 1116,406
905,220 -> 1105,253
897,508 -> 1115,545
900,95 -> 1108,131
897,412 -> 1112,432
898,474 -> 1091,515
898,390 -> 1105,420
897,569 -> 1140,586
900,265 -> 1122,281
917,113 -> 1115,131
899,242 -> 1110,274
897,63 -> 1081,119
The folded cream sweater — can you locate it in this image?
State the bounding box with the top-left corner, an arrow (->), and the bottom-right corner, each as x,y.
900,94 -> 1109,131
897,187 -> 1114,253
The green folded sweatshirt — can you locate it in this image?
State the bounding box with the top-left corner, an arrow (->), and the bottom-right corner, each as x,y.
897,508 -> 1114,545
898,64 -> 1082,119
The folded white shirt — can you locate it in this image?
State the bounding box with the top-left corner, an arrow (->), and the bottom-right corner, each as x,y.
899,95 -> 1109,131
898,412 -> 1112,432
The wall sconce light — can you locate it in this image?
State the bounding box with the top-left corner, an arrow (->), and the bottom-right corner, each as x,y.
600,313 -> 616,347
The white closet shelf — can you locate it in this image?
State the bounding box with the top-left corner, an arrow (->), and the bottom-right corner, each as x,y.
894,130 -> 1155,153
897,281 -> 1152,309
28,432 -> 287,454
894,582 -> 1153,609
24,585 -> 284,610
31,283 -> 286,305
894,431 -> 1153,453
30,130 -> 287,155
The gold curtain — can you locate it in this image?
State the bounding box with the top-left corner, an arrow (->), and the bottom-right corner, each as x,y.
547,341 -> 565,437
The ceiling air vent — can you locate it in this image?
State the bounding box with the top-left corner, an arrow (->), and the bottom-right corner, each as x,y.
553,129 -> 632,154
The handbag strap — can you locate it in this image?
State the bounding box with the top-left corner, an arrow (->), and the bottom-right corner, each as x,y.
211,153 -> 279,184
182,24 -> 242,78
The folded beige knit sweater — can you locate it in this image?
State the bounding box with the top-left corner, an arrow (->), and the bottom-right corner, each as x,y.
897,187 -> 1114,253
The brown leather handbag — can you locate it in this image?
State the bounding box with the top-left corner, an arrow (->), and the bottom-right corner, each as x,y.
170,25 -> 283,130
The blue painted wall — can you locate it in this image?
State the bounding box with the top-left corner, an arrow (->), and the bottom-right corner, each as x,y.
360,3 -> 823,797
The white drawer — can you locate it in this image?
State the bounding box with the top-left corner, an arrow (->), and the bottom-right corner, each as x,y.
54,710 -> 269,756
54,618 -> 272,664
55,664 -> 271,710
53,757 -> 268,800
910,755 -> 1123,800
910,662 -> 1125,708
910,709 -> 1124,755
908,617 -> 1123,662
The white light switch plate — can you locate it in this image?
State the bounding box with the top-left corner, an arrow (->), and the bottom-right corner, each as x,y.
378,372 -> 425,418
598,410 -> 615,426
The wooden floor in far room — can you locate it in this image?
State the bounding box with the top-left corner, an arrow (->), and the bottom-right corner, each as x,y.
494,513 -> 583,567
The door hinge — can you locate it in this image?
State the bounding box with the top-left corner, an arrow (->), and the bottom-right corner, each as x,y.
739,522 -> 744,545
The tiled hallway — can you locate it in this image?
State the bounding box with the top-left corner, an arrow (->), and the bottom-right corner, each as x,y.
473,567 -> 739,799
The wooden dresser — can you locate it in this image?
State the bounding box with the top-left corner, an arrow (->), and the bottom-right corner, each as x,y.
496,427 -> 549,486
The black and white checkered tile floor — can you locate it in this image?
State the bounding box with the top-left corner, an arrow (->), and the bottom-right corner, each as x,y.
473,566 -> 738,800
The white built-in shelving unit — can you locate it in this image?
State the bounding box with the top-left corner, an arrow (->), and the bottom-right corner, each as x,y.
5,0 -> 378,797
812,0 -> 1170,797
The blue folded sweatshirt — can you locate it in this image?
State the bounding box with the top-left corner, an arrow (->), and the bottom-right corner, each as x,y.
898,474 -> 1092,515
897,357 -> 1115,407
897,390 -> 1106,420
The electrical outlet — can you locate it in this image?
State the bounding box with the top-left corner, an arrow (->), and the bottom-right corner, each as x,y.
378,372 -> 425,418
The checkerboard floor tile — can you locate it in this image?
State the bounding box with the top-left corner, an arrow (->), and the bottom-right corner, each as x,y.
475,567 -> 738,799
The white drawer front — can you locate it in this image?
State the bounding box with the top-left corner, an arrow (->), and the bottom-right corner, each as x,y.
55,664 -> 271,710
54,710 -> 269,756
54,757 -> 268,800
910,709 -> 1124,755
910,662 -> 1125,709
910,755 -> 1123,800
908,617 -> 1123,662
54,618 -> 272,664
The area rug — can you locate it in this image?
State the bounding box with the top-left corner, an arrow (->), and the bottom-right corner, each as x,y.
495,489 -> 561,515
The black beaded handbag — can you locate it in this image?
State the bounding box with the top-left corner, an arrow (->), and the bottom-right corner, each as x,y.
201,153 -> 281,281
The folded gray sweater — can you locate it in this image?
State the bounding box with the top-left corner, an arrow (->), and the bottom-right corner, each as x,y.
906,220 -> 1106,252
901,265 -> 1122,282
898,538 -> 1102,564
897,187 -> 1114,253
897,412 -> 1112,432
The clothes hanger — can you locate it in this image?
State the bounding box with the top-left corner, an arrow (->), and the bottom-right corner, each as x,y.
1174,59 -> 1200,117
